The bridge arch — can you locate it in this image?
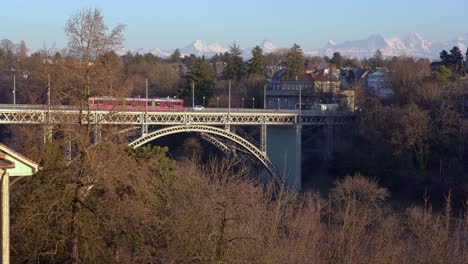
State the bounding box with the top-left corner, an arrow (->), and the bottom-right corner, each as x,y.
128,125 -> 278,182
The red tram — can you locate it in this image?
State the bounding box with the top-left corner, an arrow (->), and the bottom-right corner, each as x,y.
88,96 -> 184,111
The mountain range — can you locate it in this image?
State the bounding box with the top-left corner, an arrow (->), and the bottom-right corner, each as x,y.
120,32 -> 468,60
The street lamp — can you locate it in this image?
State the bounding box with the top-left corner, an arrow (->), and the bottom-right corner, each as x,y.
203,96 -> 205,106
216,97 -> 219,108
242,97 -> 244,108
277,98 -> 280,109
11,68 -> 16,105
252,97 -> 255,109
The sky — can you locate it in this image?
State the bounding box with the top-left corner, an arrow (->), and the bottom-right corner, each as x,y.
1,0 -> 468,52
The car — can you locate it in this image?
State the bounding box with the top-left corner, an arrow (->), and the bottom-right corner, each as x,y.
193,105 -> 205,111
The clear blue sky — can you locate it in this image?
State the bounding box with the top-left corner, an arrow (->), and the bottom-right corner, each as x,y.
1,0 -> 467,51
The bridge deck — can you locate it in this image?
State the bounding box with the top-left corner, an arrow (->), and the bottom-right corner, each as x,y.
0,104 -> 353,125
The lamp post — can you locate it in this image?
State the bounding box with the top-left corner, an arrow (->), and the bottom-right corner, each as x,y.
263,84 -> 266,109
11,68 -> 16,105
203,96 -> 205,106
252,97 -> 255,109
277,98 -> 280,109
216,97 -> 219,108
242,97 -> 244,108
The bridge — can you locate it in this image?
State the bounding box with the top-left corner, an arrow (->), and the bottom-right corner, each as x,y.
0,104 -> 354,189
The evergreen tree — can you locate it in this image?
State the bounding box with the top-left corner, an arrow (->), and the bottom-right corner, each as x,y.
224,43 -> 246,80
369,49 -> 384,68
465,47 -> 468,72
286,43 -> 305,79
248,45 -> 264,76
449,46 -> 463,75
169,49 -> 182,63
440,50 -> 449,65
182,54 -> 197,68
186,57 -> 216,102
330,52 -> 342,68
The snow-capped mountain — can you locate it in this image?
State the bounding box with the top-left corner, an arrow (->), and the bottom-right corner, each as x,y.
116,33 -> 468,60
438,33 -> 468,56
320,34 -> 404,58
403,32 -> 432,57
241,39 -> 279,59
319,33 -> 468,59
179,40 -> 227,57
258,39 -> 278,54
124,47 -> 171,58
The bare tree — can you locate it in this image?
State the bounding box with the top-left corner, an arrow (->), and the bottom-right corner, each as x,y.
64,8 -> 125,106
63,8 -> 125,263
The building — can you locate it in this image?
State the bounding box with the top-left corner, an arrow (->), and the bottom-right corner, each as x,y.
265,70 -> 316,109
365,67 -> 393,98
265,69 -> 354,111
311,74 -> 341,94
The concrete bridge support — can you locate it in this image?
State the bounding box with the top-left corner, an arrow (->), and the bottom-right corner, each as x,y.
266,125 -> 302,190
43,125 -> 53,144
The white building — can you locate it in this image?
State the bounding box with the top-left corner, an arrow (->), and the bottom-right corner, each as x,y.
365,67 -> 393,98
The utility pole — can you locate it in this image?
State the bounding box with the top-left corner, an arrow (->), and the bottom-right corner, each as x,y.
145,78 -> 148,103
228,80 -> 231,114
192,81 -> 195,108
47,74 -> 51,107
12,69 -> 16,105
297,76 -> 302,121
142,78 -> 149,135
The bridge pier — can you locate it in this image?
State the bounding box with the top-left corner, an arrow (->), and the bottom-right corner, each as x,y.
141,124 -> 148,135
93,125 -> 102,144
266,125 -> 302,190
260,123 -> 267,153
43,125 -> 53,143
324,117 -> 333,160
